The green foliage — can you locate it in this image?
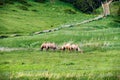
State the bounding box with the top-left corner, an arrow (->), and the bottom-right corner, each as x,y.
107,2 -> 120,28
109,16 -> 120,28
17,5 -> 29,10
60,0 -> 101,13
64,8 -> 76,14
60,0 -> 119,13
60,0 -> 75,3
34,0 -> 46,3
0,0 -> 27,4
117,6 -> 120,16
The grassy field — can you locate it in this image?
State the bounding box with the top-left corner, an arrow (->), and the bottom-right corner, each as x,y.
0,16 -> 120,50
0,50 -> 119,80
0,16 -> 120,79
0,1 -> 120,80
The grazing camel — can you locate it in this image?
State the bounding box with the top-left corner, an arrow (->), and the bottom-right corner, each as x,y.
70,44 -> 83,53
60,43 -> 71,51
40,42 -> 57,51
60,43 -> 83,53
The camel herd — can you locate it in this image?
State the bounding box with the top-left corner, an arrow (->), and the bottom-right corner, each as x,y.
40,42 -> 83,53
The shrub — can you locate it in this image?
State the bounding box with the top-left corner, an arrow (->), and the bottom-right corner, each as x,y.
60,0 -> 101,13
59,0 -> 75,3
18,5 -> 29,11
34,0 -> 46,3
0,0 -> 31,6
64,9 -> 76,14
117,7 -> 120,16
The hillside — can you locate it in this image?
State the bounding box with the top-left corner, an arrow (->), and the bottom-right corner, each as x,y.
0,1 -> 119,48
0,0 -> 96,36
0,16 -> 120,79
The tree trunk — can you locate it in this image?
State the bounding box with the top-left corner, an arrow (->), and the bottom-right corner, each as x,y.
50,0 -> 55,4
102,0 -> 113,16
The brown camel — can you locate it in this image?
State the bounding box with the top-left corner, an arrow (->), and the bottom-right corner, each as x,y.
40,42 -> 57,51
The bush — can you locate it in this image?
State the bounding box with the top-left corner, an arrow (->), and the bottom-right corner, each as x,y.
18,5 -> 29,11
0,0 -> 31,6
60,0 -> 101,13
64,9 -> 76,14
60,0 -> 119,13
34,0 -> 46,3
60,0 -> 75,3
117,7 -> 120,16
74,0 -> 93,13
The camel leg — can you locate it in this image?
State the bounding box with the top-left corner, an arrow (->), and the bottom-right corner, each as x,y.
69,48 -> 73,53
40,47 -> 44,51
76,48 -> 78,51
63,47 -> 65,51
46,47 -> 49,51
53,47 -> 56,51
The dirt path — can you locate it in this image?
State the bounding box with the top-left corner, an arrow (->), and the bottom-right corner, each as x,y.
34,15 -> 104,35
0,47 -> 27,52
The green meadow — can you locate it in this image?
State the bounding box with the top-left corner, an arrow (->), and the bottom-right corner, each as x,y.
0,50 -> 119,80
0,0 -> 95,36
0,0 -> 120,80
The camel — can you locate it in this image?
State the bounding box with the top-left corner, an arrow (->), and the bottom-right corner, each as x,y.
60,43 -> 83,53
40,42 -> 57,51
70,44 -> 83,53
60,43 -> 71,51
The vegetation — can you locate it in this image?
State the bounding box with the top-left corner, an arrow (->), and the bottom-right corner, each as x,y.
0,0 -> 120,80
60,0 -> 119,13
1,0 -> 119,13
34,0 -> 46,3
0,15 -> 120,80
0,0 -> 95,36
0,50 -> 119,80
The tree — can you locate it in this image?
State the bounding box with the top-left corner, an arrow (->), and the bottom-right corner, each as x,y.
60,0 -> 101,13
50,0 -> 55,4
101,0 -> 113,16
34,0 -> 46,3
60,0 -> 119,15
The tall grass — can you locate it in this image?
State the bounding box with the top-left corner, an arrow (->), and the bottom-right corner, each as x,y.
0,50 -> 119,80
